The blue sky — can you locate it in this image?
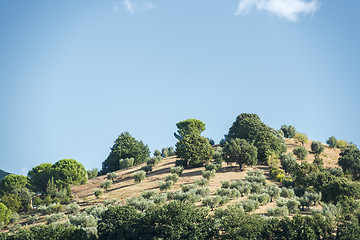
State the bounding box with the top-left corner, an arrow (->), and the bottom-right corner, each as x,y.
0,0 -> 359,175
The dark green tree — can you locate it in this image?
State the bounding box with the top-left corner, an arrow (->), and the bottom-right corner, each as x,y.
0,203 -> 11,226
51,159 -> 87,187
326,136 -> 337,148
280,153 -> 299,175
293,146 -> 308,160
28,163 -> 53,193
101,132 -> 150,174
222,138 -> 258,170
174,119 -> 205,140
322,178 -> 360,203
338,145 -> 360,179
280,125 -> 296,138
175,133 -> 214,168
0,174 -> 28,196
311,141 -> 324,155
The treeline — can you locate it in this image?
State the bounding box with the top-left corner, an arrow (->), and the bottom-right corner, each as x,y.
1,199 -> 360,240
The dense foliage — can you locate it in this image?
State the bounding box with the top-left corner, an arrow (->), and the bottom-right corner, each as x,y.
101,132 -> 150,174
174,119 -> 206,141
51,159 -> 88,187
222,138 -> 258,169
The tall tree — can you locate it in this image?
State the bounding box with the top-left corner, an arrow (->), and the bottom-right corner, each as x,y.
174,119 -> 206,140
0,174 -> 28,196
28,163 -> 53,193
222,138 -> 258,170
338,145 -> 360,179
101,132 -> 150,174
51,159 -> 87,187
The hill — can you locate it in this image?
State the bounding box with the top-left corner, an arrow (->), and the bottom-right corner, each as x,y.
0,169 -> 10,180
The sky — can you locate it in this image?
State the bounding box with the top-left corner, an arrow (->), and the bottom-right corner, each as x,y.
0,0 -> 359,175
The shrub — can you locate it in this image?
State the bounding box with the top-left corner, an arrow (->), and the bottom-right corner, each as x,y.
336,140 -> 349,149
10,213 -> 19,224
161,148 -> 169,158
133,171 -> 146,183
107,172 -> 117,181
94,189 -> 104,198
193,188 -> 210,197
250,182 -> 262,194
217,188 -> 231,197
245,175 -> 266,185
221,181 -> 230,189
195,178 -> 209,187
248,193 -> 270,205
141,165 -> 153,173
69,213 -> 97,228
119,158 -> 134,169
170,166 -> 184,176
154,150 -> 161,157
104,198 -> 120,206
329,167 -> 344,177
280,153 -> 299,175
100,180 -> 113,190
205,163 -> 221,172
293,146 -> 308,160
326,136 -> 337,148
87,168 -> 98,179
181,184 -> 197,192
165,174 -> 179,183
239,200 -> 259,212
294,132 -> 308,146
85,204 -> 107,218
32,196 -> 43,206
66,203 -> 80,214
267,206 -> 289,217
142,190 -> 159,199
280,187 -> 295,198
126,197 -> 155,212
202,196 -> 221,210
202,170 -> 216,180
286,199 -> 300,213
159,180 -> 173,191
46,213 -> 66,224
27,214 -> 39,224
311,141 -> 324,155
153,193 -> 167,204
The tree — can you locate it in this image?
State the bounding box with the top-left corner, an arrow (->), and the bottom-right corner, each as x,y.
133,171 -> 146,183
311,141 -> 324,155
322,178 -> 360,203
51,159 -> 87,187
326,136 -> 337,148
280,125 -> 296,138
293,146 -> 308,160
28,163 -> 53,193
0,174 -> 28,196
174,119 -> 205,140
222,138 -> 258,170
0,203 -> 11,226
280,153 -> 299,175
294,132 -> 308,146
226,113 -> 284,162
175,134 -> 214,168
1,193 -> 21,212
101,132 -> 150,174
338,145 -> 360,179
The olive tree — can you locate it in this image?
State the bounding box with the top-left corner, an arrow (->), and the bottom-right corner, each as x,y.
311,141 -> 324,155
222,138 -> 258,170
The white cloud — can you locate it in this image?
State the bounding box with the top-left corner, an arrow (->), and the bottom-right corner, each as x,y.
235,0 -> 321,21
122,0 -> 155,14
123,0 -> 137,14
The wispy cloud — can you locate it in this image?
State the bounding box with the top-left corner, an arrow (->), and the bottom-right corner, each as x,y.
235,0 -> 321,21
122,0 -> 155,14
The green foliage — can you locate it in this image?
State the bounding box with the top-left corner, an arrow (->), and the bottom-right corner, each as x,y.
119,158 -> 135,170
181,184 -> 197,192
205,163 -> 221,172
267,206 -> 289,217
0,203 -> 11,226
174,118 -> 206,140
46,213 -> 66,224
336,139 -> 349,149
69,213 -> 97,228
326,136 -> 337,148
101,132 -> 150,174
238,199 -> 260,212
66,203 -> 80,215
311,141 -> 324,155
28,163 -> 53,193
280,152 -> 299,175
153,149 -> 161,157
106,172 -> 117,181
195,178 -> 209,187
1,193 -> 21,212
27,214 -> 39,224
141,164 -> 153,173
222,138 -> 258,170
133,171 -> 146,183
202,170 -> 216,180
338,145 -> 360,179
94,189 -> 104,198
87,168 -> 98,179
0,174 -> 28,196
12,187 -> 32,210
322,177 -> 360,203
159,180 -> 173,191
165,174 -> 178,183
51,159 -> 87,187
293,146 -> 308,160
0,169 -> 10,181
280,124 -> 296,138
100,180 -> 112,190
294,132 -> 309,146
161,148 -> 169,158
170,166 -> 184,176
175,133 -> 214,168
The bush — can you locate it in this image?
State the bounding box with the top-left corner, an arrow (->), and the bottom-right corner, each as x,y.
159,180 -> 173,191
46,213 -> 66,224
142,190 -> 159,199
87,168 -> 98,179
221,181 -> 230,188
170,166 -> 184,176
280,187 -> 295,198
202,170 -> 216,180
94,189 -> 104,198
154,150 -> 161,157
69,213 -> 97,228
85,203 -> 107,218
100,180 -> 113,190
10,213 -> 19,224
239,200 -> 259,212
181,184 -> 196,192
165,174 -> 179,183
217,188 -> 231,197
336,140 -> 349,149
293,146 -> 308,160
27,214 -> 39,224
280,153 -> 299,175
66,203 -> 80,214
267,206 -> 289,217
119,158 -> 134,169
126,197 -> 155,212
311,141 -> 324,155
329,167 -> 344,177
141,165 -> 153,173
286,199 -> 300,213
205,163 -> 221,172
195,178 -> 209,187
161,148 -> 169,158
107,172 -> 117,181
245,175 -> 266,185
193,187 -> 210,197
202,196 -> 221,210
326,136 -> 337,148
133,171 -> 146,183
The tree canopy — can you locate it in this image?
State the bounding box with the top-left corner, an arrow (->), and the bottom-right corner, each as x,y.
175,134 -> 214,168
51,159 -> 88,187
101,132 -> 150,174
174,119 -> 205,140
28,163 -> 53,193
222,138 -> 258,170
0,174 -> 28,196
338,145 -> 360,179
